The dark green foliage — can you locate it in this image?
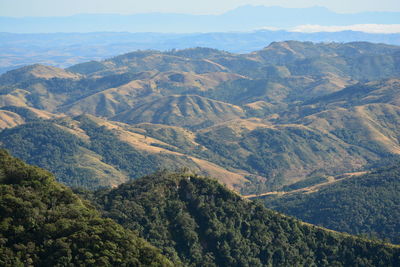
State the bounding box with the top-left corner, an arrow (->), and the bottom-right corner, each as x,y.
0,122 -> 100,187
1,106 -> 41,122
206,79 -> 272,105
0,149 -> 172,266
78,116 -> 159,179
0,116 -> 178,189
196,126 -> 354,191
263,164 -> 400,244
92,171 -> 400,267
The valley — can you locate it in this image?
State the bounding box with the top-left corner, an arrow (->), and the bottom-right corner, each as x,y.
1,41 -> 400,248
2,1 -> 400,265
1,41 -> 399,194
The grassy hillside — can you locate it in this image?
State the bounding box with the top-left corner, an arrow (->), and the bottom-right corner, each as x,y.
1,41 -> 400,193
2,101 -> 399,192
0,120 -> 129,188
86,171 -> 400,266
0,115 -> 250,190
262,163 -> 400,244
195,117 -> 385,191
112,95 -> 245,129
0,149 -> 172,266
1,42 -> 398,118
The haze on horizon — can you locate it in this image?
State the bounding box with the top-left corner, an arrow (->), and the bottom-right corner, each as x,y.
1,0 -> 400,17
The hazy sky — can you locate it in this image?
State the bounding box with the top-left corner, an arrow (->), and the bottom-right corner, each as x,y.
1,0 -> 400,17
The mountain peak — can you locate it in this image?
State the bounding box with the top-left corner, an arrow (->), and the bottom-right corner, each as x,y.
20,64 -> 82,79
0,64 -> 81,85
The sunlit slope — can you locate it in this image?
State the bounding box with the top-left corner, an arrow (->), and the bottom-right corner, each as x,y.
112,95 -> 245,128
0,42 -> 400,193
0,115 -> 249,190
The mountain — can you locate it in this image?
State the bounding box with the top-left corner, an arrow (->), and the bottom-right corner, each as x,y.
0,113 -> 249,189
262,161 -> 400,244
1,6 -> 400,33
2,148 -> 399,266
2,31 -> 400,74
305,79 -> 400,107
287,79 -> 400,156
0,64 -> 81,85
1,41 -> 400,193
84,171 -> 400,266
112,95 -> 245,129
0,149 -> 172,266
194,118 -> 378,192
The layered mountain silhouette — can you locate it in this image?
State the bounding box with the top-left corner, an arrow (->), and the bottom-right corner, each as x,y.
2,6 -> 400,33
0,41 -> 400,194
2,31 -> 400,75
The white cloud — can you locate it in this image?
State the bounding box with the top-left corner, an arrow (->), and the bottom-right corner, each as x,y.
290,24 -> 400,34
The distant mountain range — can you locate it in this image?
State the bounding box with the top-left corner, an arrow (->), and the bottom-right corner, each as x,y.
1,6 -> 400,33
1,30 -> 400,74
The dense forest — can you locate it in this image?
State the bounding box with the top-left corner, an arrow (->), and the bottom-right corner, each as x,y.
263,163 -> 400,244
1,148 -> 400,266
83,171 -> 400,267
0,149 -> 172,266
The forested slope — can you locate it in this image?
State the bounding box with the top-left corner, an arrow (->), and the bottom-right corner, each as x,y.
0,149 -> 172,266
263,163 -> 400,244
87,171 -> 400,266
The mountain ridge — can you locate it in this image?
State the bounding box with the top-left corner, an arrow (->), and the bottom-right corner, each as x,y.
1,41 -> 400,193
2,31 -> 400,75
85,170 -> 400,266
2,6 -> 400,33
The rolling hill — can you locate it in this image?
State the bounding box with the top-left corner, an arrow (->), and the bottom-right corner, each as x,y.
0,112 -> 249,189
112,95 -> 245,129
2,40 -> 400,263
0,41 -> 400,193
262,162 -> 400,244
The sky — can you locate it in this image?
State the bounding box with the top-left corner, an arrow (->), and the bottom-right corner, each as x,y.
1,0 -> 400,17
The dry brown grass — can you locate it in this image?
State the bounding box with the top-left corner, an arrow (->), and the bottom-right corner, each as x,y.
0,110 -> 24,129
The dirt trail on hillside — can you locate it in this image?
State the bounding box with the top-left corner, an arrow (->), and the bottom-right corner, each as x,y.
242,171 -> 367,199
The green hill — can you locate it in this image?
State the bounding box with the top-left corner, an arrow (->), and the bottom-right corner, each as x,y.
87,171 -> 400,266
0,149 -> 172,266
262,162 -> 400,244
0,114 -> 250,190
